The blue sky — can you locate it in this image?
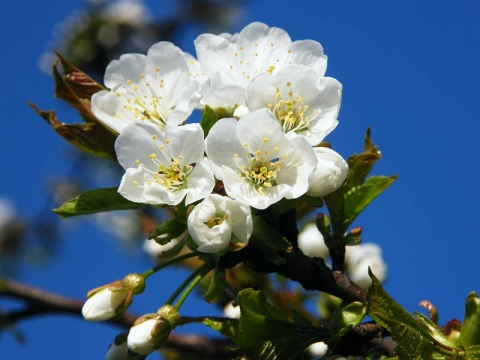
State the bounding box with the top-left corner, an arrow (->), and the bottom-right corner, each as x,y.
2,0 -> 480,358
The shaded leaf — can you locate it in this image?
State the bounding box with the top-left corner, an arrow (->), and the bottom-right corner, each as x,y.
29,104 -> 117,161
236,289 -> 295,347
250,216 -> 293,266
201,317 -> 238,340
200,105 -> 218,137
204,268 -> 227,304
148,219 -> 185,244
54,187 -> 145,218
53,52 -> 106,120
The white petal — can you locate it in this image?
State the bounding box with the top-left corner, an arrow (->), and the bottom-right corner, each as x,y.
184,158 -> 215,205
104,53 -> 147,90
115,123 -> 169,170
164,123 -> 205,164
205,118 -> 245,180
287,40 -> 327,78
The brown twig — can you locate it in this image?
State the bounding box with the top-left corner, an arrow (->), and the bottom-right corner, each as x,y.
0,277 -> 237,358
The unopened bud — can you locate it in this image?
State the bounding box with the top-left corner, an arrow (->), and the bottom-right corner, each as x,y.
82,274 -> 145,322
106,332 -> 146,360
127,314 -> 172,355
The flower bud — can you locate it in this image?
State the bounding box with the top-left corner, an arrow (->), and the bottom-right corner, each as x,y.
307,341 -> 328,357
307,147 -> 348,197
106,332 -> 146,360
297,223 -> 329,259
345,243 -> 387,289
223,301 -> 241,319
127,314 -> 172,355
82,274 -> 145,322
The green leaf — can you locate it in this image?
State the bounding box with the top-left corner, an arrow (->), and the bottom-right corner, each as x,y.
29,104 -> 117,161
204,268 -> 227,304
346,128 -> 382,188
200,105 -> 218,137
342,175 -> 397,228
332,301 -> 366,337
53,188 -> 145,218
391,323 -> 437,360
324,129 -> 396,236
201,317 -> 238,340
236,289 -> 296,347
459,292 -> 480,348
249,216 -> 293,266
367,270 -> 460,359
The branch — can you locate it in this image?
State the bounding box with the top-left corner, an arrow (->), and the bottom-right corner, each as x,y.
0,277 -> 237,358
219,208 -> 366,303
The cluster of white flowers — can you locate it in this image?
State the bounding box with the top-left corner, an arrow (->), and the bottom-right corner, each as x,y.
91,22 -> 348,256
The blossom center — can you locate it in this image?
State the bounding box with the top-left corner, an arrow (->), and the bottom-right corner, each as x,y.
135,154 -> 192,191
116,73 -> 170,129
204,213 -> 229,228
235,139 -> 283,195
268,82 -> 317,133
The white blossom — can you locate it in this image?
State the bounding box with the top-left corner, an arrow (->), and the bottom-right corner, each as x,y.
205,109 -> 317,209
307,147 -> 349,197
91,42 -> 201,134
82,287 -> 130,322
116,122 -> 215,206
297,223 -> 329,259
345,243 -> 387,289
192,22 -> 328,108
245,65 -> 342,145
187,194 -> 252,253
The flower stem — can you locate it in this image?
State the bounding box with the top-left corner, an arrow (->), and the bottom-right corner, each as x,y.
165,259 -> 215,311
141,251 -> 200,279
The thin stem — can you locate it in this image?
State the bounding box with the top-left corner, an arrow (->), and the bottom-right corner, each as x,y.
166,260 -> 215,311
141,251 -> 200,278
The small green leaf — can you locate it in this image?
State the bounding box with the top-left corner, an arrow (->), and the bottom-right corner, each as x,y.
53,188 -> 145,218
236,289 -> 295,347
324,129 -> 396,236
200,105 -> 219,137
332,301 -> 366,337
204,268 -> 227,304
342,175 -> 397,230
201,317 -> 238,340
249,216 -> 293,266
459,292 -> 480,348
